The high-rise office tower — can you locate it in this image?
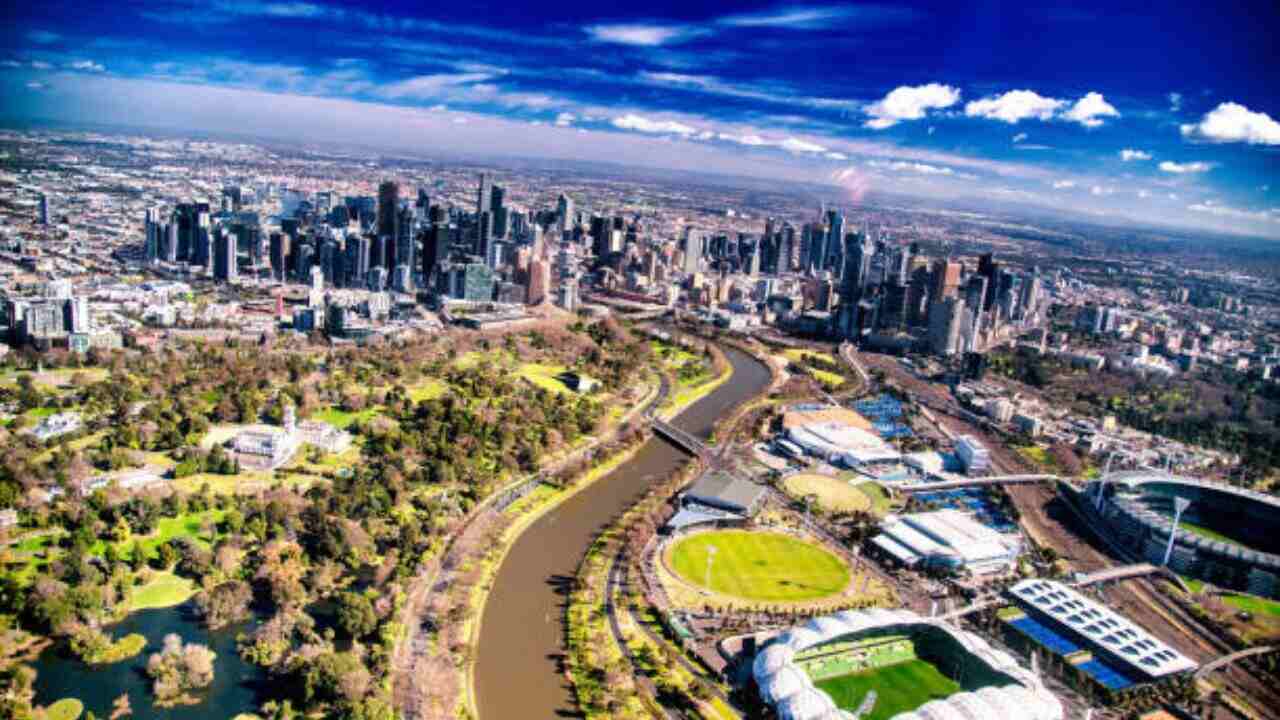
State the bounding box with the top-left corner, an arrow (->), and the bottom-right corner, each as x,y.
839,233 -> 873,304
682,228 -> 704,273
526,258 -> 551,305
927,259 -> 963,319
213,227 -> 238,282
416,189 -> 430,215
269,232 -> 291,282
906,262 -> 931,327
377,181 -> 400,243
38,194 -> 48,225
825,210 -> 844,270
977,252 -> 999,312
928,296 -> 966,356
557,193 -> 574,231
476,173 -> 492,216
490,185 -> 506,238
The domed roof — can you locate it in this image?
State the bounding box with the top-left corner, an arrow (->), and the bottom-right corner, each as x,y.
804,614 -> 851,640
753,642 -> 792,678
759,664 -> 807,703
777,687 -> 837,720
782,626 -> 821,651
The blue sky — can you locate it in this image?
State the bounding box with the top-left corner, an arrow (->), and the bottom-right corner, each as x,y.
1,1 -> 1278,237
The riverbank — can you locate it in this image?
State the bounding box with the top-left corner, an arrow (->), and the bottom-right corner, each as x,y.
473,345 -> 772,720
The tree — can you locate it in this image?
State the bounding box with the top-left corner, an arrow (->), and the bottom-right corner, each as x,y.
336,591 -> 378,639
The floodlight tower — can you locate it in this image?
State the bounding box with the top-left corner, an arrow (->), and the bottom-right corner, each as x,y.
1096,451 -> 1117,510
1161,496 -> 1192,567
705,545 -> 717,593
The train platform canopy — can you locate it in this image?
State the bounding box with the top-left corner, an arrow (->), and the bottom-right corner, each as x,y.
1009,579 -> 1197,679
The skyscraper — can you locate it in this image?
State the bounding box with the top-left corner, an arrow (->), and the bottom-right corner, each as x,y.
38,194 -> 48,225
490,184 -> 506,238
928,296 -> 966,356
825,209 -> 844,270
476,173 -> 492,216
377,181 -> 400,243
556,193 -> 574,231
213,227 -> 238,282
269,232 -> 291,282
839,233 -> 872,304
526,258 -> 551,305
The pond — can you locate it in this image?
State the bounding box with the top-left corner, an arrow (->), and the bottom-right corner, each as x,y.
32,603 -> 270,720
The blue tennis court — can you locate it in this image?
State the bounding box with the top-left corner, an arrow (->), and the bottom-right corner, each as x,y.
1007,616 -> 1082,656
1077,659 -> 1136,690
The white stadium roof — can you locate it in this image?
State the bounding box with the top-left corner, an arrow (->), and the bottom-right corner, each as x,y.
753,608 -> 1062,720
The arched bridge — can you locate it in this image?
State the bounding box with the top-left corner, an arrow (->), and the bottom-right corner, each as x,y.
1072,563 -> 1192,594
1195,645 -> 1276,679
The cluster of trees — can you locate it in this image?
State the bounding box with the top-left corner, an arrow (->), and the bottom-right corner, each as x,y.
146,633 -> 216,706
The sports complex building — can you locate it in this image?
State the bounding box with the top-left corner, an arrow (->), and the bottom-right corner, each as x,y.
1084,470 -> 1280,599
870,509 -> 1022,576
1003,579 -> 1195,693
753,608 -> 1063,720
781,403 -> 901,467
667,470 -> 769,530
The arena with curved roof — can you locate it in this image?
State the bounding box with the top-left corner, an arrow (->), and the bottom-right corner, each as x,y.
1085,470 -> 1280,599
752,608 -> 1063,720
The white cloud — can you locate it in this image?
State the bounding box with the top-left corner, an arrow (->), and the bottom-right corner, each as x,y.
718,5 -> 915,29
31,61 -> 52,70
375,72 -> 494,99
1159,160 -> 1214,174
825,152 -> 848,160
778,137 -> 827,154
1168,92 -> 1182,112
1090,185 -> 1114,196
1138,189 -> 1151,198
869,159 -> 958,176
927,126 -> 935,135
694,130 -> 714,140
1187,202 -> 1277,223
0,60 -> 20,68
612,113 -> 698,136
718,132 -> 768,146
584,24 -> 706,46
554,112 -> 575,127
1119,149 -> 1151,161
1012,132 -> 1028,143
69,60 -> 106,73
25,81 -> 48,90
1052,180 -> 1076,189
1062,92 -> 1119,127
863,83 -> 960,129
964,90 -> 1064,123
1180,102 -> 1280,145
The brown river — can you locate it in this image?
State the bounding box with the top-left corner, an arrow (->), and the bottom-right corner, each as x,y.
474,345 -> 770,719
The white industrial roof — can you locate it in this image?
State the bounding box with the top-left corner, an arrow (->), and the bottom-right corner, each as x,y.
904,510 -> 1011,564
1010,579 -> 1197,678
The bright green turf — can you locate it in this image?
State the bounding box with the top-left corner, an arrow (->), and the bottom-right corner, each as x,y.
310,406 -> 381,429
1223,593 -> 1280,618
669,530 -> 850,601
130,571 -> 195,610
45,698 -> 84,720
815,659 -> 960,720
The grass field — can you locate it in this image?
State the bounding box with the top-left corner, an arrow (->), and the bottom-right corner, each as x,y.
309,406 -> 381,429
782,349 -> 845,389
784,473 -> 873,513
668,530 -> 850,602
815,659 -> 959,720
44,698 -> 84,720
517,362 -> 572,394
130,570 -> 196,610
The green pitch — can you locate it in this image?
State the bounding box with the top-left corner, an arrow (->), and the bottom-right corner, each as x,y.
815,659 -> 960,720
668,530 -> 850,601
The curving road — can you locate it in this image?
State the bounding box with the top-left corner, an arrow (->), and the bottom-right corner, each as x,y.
474,346 -> 771,720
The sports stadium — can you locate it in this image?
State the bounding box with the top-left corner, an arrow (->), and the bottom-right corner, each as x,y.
1085,471 -> 1280,599
752,608 -> 1063,720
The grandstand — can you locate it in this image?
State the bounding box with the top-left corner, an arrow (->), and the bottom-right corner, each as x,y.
795,634 -> 915,681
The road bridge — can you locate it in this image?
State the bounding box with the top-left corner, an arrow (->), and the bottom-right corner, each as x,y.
1072,563 -> 1191,594
1195,645 -> 1276,679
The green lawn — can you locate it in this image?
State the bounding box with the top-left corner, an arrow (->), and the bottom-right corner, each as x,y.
44,698 -> 84,720
407,378 -> 448,402
816,659 -> 959,720
310,406 -> 381,429
1177,519 -> 1253,548
131,571 -> 196,610
1222,593 -> 1280,618
783,474 -> 872,513
669,530 -> 850,602
517,362 -> 572,394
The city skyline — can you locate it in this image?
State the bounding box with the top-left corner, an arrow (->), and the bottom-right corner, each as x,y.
1,2 -> 1277,238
